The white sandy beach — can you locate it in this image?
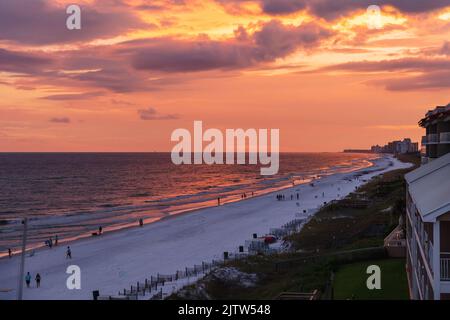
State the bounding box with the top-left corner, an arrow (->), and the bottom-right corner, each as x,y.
0,155 -> 412,300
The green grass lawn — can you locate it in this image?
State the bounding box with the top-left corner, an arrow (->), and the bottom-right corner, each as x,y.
333,259 -> 409,300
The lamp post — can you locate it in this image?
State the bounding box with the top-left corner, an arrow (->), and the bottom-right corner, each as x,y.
17,217 -> 28,300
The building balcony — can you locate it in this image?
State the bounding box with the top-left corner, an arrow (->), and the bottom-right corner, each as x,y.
441,253 -> 450,281
440,132 -> 450,144
421,136 -> 428,145
427,134 -> 439,144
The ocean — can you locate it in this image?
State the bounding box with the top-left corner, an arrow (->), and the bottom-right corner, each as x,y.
0,152 -> 377,253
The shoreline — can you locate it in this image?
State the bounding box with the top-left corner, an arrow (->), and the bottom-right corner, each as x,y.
0,155 -> 409,300
0,154 -> 376,259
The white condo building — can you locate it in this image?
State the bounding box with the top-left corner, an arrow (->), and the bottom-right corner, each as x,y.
405,104 -> 450,300
405,151 -> 450,300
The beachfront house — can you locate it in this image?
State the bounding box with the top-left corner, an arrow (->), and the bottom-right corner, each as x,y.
420,103 -> 450,164
405,104 -> 450,300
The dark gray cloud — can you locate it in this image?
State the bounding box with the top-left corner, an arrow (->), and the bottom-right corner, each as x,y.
219,0 -> 450,19
0,46 -> 175,93
0,0 -> 150,45
0,48 -> 52,73
321,57 -> 450,91
136,0 -> 187,11
322,58 -> 450,73
261,0 -> 307,14
0,19 -> 332,92
370,71 -> 450,91
138,107 -> 179,120
40,91 -> 104,100
69,67 -> 151,93
49,117 -> 71,123
130,20 -> 332,72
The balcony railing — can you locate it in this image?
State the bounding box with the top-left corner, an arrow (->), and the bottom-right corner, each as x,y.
421,136 -> 428,145
440,132 -> 450,144
427,133 -> 439,144
441,253 -> 450,281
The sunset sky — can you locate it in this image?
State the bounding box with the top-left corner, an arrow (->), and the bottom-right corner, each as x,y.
0,0 -> 449,152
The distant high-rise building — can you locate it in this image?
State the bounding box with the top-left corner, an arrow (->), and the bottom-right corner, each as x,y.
370,138 -> 418,154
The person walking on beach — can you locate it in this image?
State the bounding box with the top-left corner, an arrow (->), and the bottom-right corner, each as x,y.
217,197 -> 221,206
25,272 -> 31,288
98,226 -> 103,235
35,273 -> 41,288
297,193 -> 299,200
66,246 -> 72,259
54,235 -> 58,246
139,219 -> 144,227
8,248 -> 12,258
48,237 -> 53,248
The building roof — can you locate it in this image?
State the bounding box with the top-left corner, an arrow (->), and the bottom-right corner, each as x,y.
419,103 -> 450,128
405,152 -> 450,222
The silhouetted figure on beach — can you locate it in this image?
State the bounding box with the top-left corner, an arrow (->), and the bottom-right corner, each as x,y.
217,197 -> 221,206
25,272 -> 31,288
290,195 -> 293,200
35,273 -> 41,288
297,193 -> 299,200
8,248 -> 12,258
139,219 -> 144,227
66,246 -> 72,259
48,237 -> 53,248
54,235 -> 58,246
98,226 -> 103,234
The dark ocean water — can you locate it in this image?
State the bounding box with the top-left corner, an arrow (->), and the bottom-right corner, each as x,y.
0,152 -> 377,253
